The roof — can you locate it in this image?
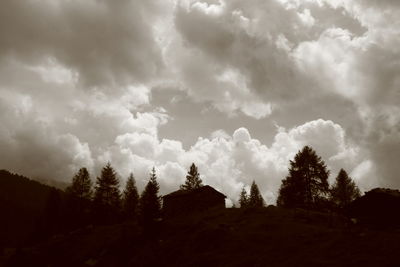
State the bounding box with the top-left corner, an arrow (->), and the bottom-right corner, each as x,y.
163,185 -> 226,199
367,188 -> 400,198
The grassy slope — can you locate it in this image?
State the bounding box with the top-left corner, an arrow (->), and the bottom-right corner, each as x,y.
4,207 -> 400,267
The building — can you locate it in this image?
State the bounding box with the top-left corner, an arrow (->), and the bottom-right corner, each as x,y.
347,188 -> 400,226
163,185 -> 226,217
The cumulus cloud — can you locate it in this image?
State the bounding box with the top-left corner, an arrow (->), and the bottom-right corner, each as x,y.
100,119 -> 364,205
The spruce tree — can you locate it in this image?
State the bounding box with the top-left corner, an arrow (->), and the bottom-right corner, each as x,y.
139,167 -> 161,226
277,146 -> 330,209
93,163 -> 121,223
330,169 -> 361,208
123,173 -> 139,219
66,168 -> 92,204
239,187 -> 249,208
65,167 -> 93,227
180,163 -> 203,190
249,181 -> 265,207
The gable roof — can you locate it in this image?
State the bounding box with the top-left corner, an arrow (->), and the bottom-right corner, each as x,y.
163,185 -> 226,199
367,188 -> 400,198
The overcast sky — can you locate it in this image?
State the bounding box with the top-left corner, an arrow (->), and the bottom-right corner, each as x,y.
0,0 -> 399,205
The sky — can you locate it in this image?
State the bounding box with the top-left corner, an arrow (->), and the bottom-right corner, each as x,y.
0,0 -> 399,205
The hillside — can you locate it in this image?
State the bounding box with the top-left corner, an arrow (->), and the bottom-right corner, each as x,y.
0,170 -> 60,248
3,207 -> 400,267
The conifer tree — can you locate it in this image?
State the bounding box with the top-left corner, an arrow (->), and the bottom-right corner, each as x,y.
239,186 -> 249,208
249,181 -> 265,207
93,163 -> 121,222
277,146 -> 330,209
330,169 -> 361,208
65,167 -> 93,227
139,167 -> 161,226
66,168 -> 92,204
180,163 -> 203,190
123,173 -> 139,219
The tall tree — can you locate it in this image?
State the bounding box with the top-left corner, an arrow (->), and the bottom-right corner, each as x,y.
65,167 -> 93,227
277,146 -> 330,209
66,168 -> 93,200
239,186 -> 249,208
249,181 -> 265,207
123,173 -> 139,219
180,163 -> 203,190
93,163 -> 121,223
139,167 -> 161,226
330,169 -> 361,208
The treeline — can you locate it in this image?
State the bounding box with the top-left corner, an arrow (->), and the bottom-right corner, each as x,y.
37,162 -> 206,238
236,146 -> 360,211
37,145 -> 361,238
37,165 -> 158,238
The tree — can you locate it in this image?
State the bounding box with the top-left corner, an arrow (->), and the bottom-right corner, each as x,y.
66,168 -> 92,206
249,181 -> 265,207
180,163 -> 203,190
330,169 -> 361,208
123,173 -> 139,219
239,187 -> 249,208
277,146 -> 330,209
65,167 -> 93,227
66,168 -> 92,201
139,167 -> 161,226
93,163 -> 121,223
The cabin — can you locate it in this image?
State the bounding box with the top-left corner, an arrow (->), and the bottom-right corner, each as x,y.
347,188 -> 400,226
163,185 -> 226,217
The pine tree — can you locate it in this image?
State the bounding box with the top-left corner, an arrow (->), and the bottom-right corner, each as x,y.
66,168 -> 92,205
139,167 -> 161,226
330,169 -> 361,208
65,167 -> 93,227
180,163 -> 203,190
249,181 -> 265,207
239,187 -> 249,208
93,163 -> 121,223
123,173 -> 139,219
277,146 -> 330,209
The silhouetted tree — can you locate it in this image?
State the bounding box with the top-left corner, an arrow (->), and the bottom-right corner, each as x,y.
249,181 -> 265,207
66,168 -> 92,201
330,169 -> 361,209
239,187 -> 249,208
65,167 -> 93,227
180,163 -> 203,190
277,146 -> 330,209
139,167 -> 161,227
123,173 -> 139,219
93,163 -> 121,223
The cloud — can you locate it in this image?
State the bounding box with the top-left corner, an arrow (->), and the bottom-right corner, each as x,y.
101,119 -> 364,205
0,0 -> 167,88
233,128 -> 251,143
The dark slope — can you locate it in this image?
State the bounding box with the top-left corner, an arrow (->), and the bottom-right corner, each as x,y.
0,170 -> 59,247
4,207 -> 400,267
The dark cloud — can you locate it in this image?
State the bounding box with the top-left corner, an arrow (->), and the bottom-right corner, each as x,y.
0,0 -> 165,87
